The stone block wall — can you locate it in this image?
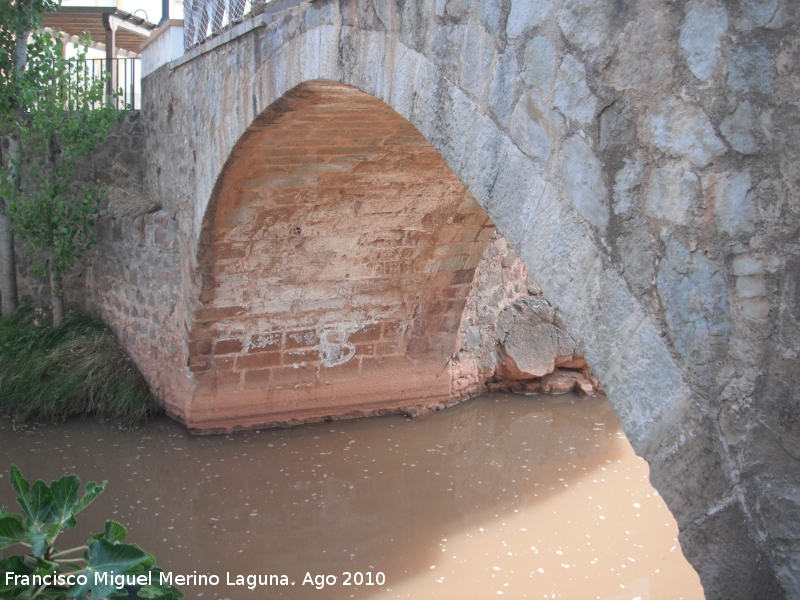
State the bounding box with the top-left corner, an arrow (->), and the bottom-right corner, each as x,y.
14,112 -> 152,312
84,208 -> 185,404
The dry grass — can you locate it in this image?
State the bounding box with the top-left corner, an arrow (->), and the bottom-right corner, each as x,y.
0,307 -> 162,425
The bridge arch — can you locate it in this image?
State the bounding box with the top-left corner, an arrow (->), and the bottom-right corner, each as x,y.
188,79 -> 495,427
166,18 -> 686,452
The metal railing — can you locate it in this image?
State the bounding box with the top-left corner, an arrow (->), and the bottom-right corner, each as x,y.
67,58 -> 142,111
184,0 -> 254,50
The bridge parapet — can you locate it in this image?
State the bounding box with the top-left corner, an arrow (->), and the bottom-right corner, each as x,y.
183,0 -> 252,49
182,0 -> 310,50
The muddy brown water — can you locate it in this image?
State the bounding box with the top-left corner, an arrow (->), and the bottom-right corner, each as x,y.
0,392 -> 702,599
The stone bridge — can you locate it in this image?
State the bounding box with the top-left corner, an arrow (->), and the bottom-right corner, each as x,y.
58,0 -> 799,596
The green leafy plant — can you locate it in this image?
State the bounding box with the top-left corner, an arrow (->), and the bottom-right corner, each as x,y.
2,31 -> 122,326
0,0 -> 60,317
0,465 -> 182,599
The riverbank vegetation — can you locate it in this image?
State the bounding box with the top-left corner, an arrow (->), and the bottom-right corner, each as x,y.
0,307 -> 161,426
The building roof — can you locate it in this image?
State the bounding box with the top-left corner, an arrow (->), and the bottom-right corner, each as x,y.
43,6 -> 157,55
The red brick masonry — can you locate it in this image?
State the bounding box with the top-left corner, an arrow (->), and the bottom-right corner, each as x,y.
183,81 -> 494,431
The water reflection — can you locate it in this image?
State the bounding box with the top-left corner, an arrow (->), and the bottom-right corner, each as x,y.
0,393 -> 702,599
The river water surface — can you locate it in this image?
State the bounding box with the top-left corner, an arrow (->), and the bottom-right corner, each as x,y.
0,392 -> 702,599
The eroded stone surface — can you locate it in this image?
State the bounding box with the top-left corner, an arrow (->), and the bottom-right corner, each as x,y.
553,55 -> 597,124
609,5 -> 674,89
613,153 -> 645,215
557,0 -> 612,52
657,238 -> 732,378
509,94 -> 554,162
451,234 -> 597,398
680,502 -> 787,599
497,298 -> 560,378
489,50 -> 519,125
645,165 -> 700,226
616,218 -> 657,297
460,28 -> 495,100
715,170 -> 754,236
560,135 -> 608,231
737,0 -> 781,30
646,97 -> 727,167
680,0 -> 728,81
506,0 -> 552,38
720,101 -> 761,154
599,101 -> 637,152
522,36 -> 556,90
727,45 -> 776,94
479,0 -> 504,38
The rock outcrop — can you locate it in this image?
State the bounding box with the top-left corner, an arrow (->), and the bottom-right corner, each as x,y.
451,234 -> 601,399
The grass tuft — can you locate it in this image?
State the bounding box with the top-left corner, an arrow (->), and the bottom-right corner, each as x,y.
0,306 -> 162,426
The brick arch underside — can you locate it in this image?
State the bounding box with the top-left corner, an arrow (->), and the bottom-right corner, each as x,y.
185,80 -> 494,431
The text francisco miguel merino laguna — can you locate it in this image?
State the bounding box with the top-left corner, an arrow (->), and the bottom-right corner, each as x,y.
7,569 -> 386,591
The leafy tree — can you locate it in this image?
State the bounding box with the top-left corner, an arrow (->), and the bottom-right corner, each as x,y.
3,32 -> 122,326
0,465 -> 183,599
0,0 -> 59,317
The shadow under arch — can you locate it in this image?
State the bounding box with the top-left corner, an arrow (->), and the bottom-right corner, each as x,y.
185,80 -> 499,431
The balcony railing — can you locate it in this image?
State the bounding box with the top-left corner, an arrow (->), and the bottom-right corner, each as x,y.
67,58 -> 142,111
183,0 -> 254,50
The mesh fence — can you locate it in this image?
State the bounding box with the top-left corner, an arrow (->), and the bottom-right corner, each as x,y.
184,0 -> 255,50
